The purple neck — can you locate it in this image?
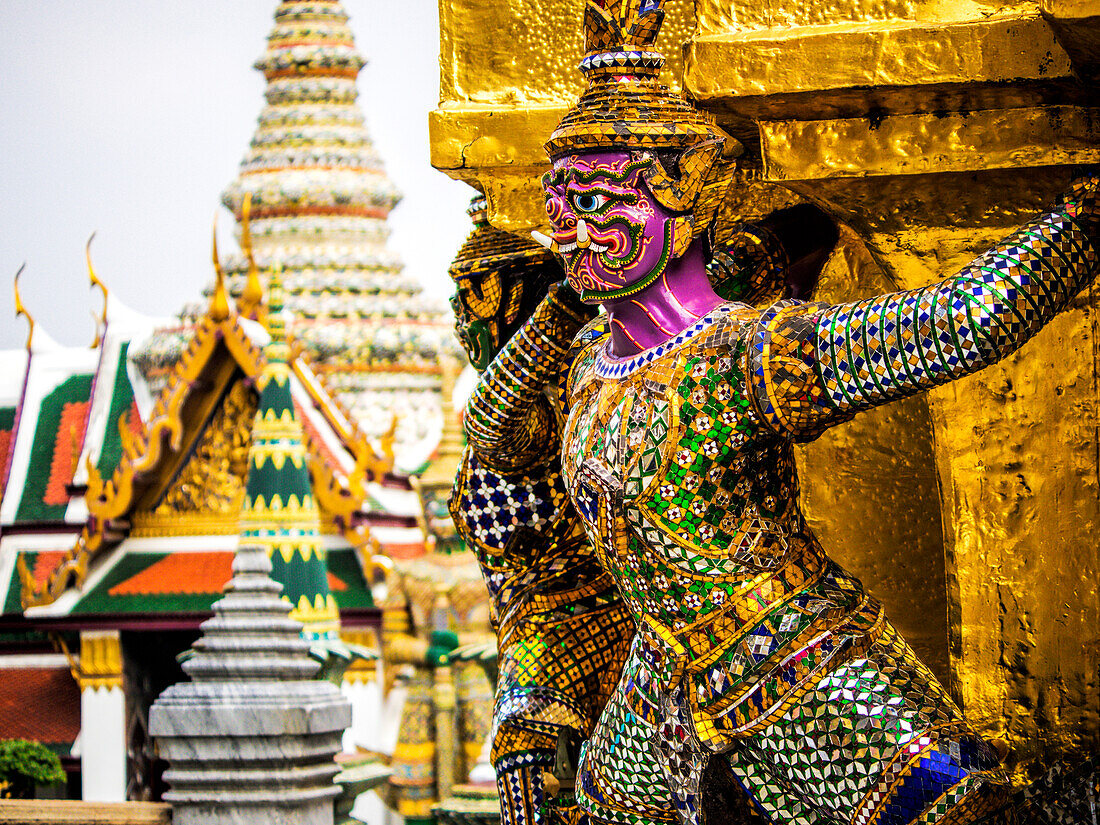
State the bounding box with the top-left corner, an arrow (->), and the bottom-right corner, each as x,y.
603,241 -> 724,357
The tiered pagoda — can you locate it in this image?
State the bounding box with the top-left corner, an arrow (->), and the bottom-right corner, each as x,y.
136,0 -> 460,475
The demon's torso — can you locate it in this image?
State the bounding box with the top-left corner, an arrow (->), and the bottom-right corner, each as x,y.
562,303 -> 879,747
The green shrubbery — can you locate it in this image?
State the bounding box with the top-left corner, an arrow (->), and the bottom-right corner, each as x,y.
0,739 -> 65,799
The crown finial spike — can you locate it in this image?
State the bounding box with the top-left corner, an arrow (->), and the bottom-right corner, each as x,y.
209,217 -> 231,323
583,0 -> 665,58
86,233 -> 109,348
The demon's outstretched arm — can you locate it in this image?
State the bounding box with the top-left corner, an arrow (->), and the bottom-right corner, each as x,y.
464,282 -> 591,466
749,178 -> 1100,439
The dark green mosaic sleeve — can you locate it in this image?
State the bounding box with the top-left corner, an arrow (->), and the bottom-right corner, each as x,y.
464,282 -> 591,467
749,178 -> 1100,439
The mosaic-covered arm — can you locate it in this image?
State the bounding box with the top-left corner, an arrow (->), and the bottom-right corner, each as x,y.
749,178 -> 1100,439
464,282 -> 591,467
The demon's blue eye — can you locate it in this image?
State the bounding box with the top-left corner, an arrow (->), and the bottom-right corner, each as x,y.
573,193 -> 608,213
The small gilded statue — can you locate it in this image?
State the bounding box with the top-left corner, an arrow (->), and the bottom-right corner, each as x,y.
449,199 -> 634,824
461,2 -> 1100,825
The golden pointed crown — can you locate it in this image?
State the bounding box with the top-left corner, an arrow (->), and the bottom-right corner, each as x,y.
545,0 -> 742,238
580,0 -> 665,79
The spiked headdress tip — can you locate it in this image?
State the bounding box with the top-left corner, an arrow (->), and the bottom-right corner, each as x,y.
546,0 -> 739,159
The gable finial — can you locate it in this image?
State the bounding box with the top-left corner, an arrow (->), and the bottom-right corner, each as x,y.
237,193 -> 266,322
86,233 -> 109,348
209,217 -> 231,323
13,264 -> 34,351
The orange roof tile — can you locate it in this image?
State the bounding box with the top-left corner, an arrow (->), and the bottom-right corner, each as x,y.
127,398 -> 143,437
382,542 -> 427,561
0,668 -> 80,746
0,429 -> 11,498
109,552 -> 348,596
109,552 -> 233,596
31,551 -> 68,589
44,400 -> 90,506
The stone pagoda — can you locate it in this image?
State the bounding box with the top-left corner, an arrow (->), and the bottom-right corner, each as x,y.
150,542 -> 351,825
139,0 -> 460,475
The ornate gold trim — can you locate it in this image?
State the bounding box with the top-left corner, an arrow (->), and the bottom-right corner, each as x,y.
54,631 -> 123,691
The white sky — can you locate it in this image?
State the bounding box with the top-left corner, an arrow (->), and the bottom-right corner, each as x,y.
0,1 -> 475,350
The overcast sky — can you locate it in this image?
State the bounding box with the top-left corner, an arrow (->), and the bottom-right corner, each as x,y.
0,1 -> 474,350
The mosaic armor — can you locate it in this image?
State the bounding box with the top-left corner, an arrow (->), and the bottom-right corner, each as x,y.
460,0 -> 1100,820
451,437 -> 633,825
452,212 -> 635,824
551,182 -> 1100,825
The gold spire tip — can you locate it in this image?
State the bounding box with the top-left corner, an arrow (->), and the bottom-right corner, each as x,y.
86,233 -> 108,347
210,216 -> 231,322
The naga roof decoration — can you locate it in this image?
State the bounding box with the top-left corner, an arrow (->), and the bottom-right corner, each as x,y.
135,0 -> 463,475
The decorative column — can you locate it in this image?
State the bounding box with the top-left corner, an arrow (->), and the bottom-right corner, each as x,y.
149,544 -> 351,825
430,588 -> 458,805
75,630 -> 126,802
433,667 -> 457,805
339,628 -> 383,754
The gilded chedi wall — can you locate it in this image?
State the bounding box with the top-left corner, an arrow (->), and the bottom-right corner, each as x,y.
431,0 -> 1100,783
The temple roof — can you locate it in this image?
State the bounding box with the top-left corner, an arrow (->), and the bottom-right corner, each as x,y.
4,262 -> 423,619
0,276 -> 170,533
6,545 -> 372,619
0,663 -> 80,754
0,346 -> 97,528
0,3 -> 453,627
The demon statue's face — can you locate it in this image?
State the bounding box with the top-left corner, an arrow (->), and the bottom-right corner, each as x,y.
542,151 -> 690,304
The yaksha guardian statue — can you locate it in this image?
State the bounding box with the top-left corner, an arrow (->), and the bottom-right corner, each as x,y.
462,2 -> 1100,825
449,198 -> 634,825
